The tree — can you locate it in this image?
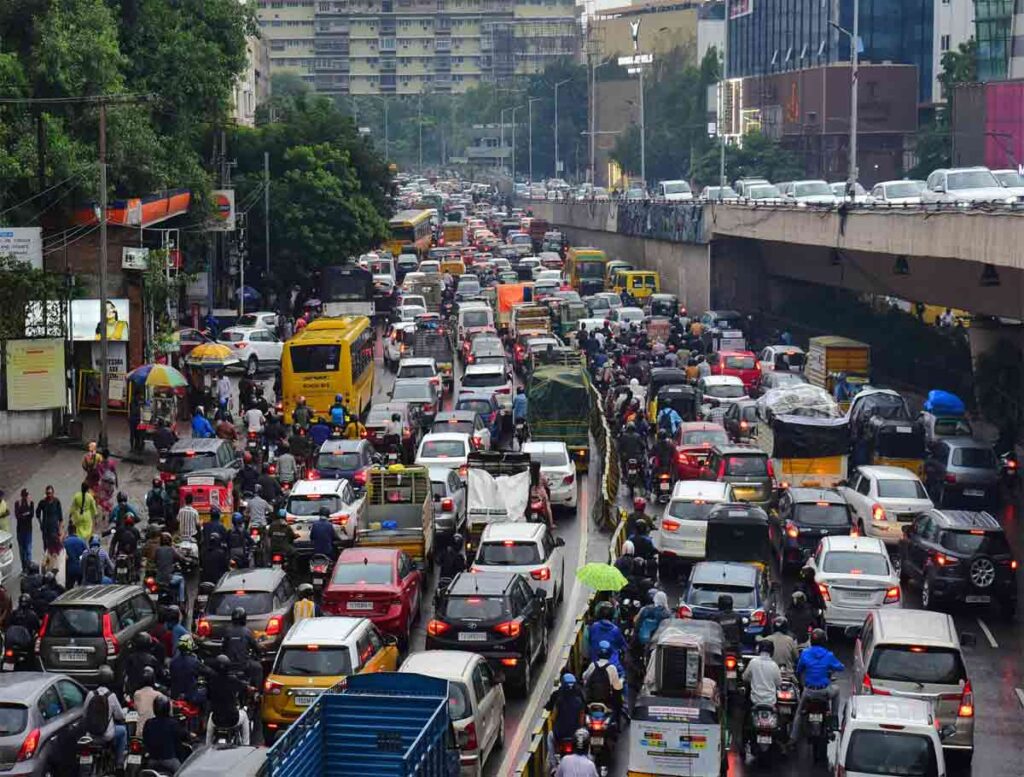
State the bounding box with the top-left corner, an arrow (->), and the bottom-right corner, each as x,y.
909,37 -> 977,178
691,130 -> 804,188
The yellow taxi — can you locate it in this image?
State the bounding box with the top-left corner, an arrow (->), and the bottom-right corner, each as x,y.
260,616 -> 399,740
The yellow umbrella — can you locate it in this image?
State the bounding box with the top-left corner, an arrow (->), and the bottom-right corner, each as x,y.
186,342 -> 240,369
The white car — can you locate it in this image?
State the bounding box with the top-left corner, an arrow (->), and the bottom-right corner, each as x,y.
534,269 -> 562,284
610,306 -> 645,326
828,181 -> 871,203
839,465 -> 933,547
780,179 -> 838,206
829,697 -> 947,777
236,310 -> 278,331
921,166 -> 1017,205
397,357 -> 441,393
518,257 -> 542,277
745,183 -> 784,203
415,432 -> 472,474
396,304 -> 427,322
807,535 -> 901,629
400,651 -> 506,776
400,294 -> 427,311
868,179 -> 926,205
696,375 -> 747,423
419,260 -> 442,275
384,322 -> 416,368
471,522 -> 565,622
655,481 -> 734,572
285,478 -> 363,548
657,180 -> 694,201
522,441 -> 577,509
757,344 -> 805,373
460,364 -> 513,409
992,168 -> 1024,197
218,326 -> 283,375
699,185 -> 740,201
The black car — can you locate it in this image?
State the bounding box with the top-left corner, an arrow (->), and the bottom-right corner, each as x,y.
722,399 -> 759,443
157,438 -> 241,499
777,487 -> 854,568
427,571 -> 547,697
898,509 -> 1018,617
677,561 -> 776,655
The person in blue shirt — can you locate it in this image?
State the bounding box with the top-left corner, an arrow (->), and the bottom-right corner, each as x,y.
309,507 -> 338,559
656,406 -> 682,438
512,386 -> 528,423
191,407 -> 215,439
108,492 -> 141,534
789,627 -> 844,743
168,635 -> 210,707
309,416 -> 332,448
63,522 -> 88,587
329,395 -> 347,427
586,601 -> 627,675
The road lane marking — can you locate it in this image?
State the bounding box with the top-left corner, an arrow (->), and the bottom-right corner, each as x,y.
495,455 -> 593,775
977,618 -> 999,649
1016,688 -> 1024,710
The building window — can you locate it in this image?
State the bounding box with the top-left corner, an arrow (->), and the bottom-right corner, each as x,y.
940,34 -> 950,51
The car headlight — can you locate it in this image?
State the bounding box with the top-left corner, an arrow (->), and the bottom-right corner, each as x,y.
1005,197 -> 1017,205
797,201 -> 807,208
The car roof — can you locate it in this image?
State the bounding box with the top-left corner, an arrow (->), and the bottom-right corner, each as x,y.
929,509 -> 1001,531
401,650 -> 481,680
456,391 -> 497,404
214,567 -> 287,592
941,437 -> 992,450
712,444 -> 766,456
480,522 -> 545,542
220,326 -> 267,335
53,584 -> 144,607
318,439 -> 368,453
848,696 -> 934,726
399,357 -> 436,366
0,672 -> 66,700
787,487 -> 845,504
670,480 -> 732,500
449,571 -> 519,595
428,466 -> 460,484
434,410 -> 478,423
169,438 -> 227,453
522,441 -> 569,454
282,616 -> 365,647
870,608 -> 958,646
420,432 -> 471,443
680,422 -> 725,431
338,547 -> 399,564
856,465 -> 921,480
290,479 -> 349,497
464,363 -> 505,375
820,535 -> 887,553
691,561 -> 758,586
717,349 -> 755,357
701,375 -> 744,386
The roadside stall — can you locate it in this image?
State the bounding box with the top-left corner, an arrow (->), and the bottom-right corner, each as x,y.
126,364 -> 187,450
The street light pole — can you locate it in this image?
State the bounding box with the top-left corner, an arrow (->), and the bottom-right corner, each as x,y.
639,64 -> 647,187
528,96 -> 540,184
511,105 -> 524,181
500,106 -> 513,175
554,77 -> 571,179
830,4 -> 860,198
417,95 -> 423,169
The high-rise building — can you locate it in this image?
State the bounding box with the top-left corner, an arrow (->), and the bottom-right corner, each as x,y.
933,0 -> 975,102
257,0 -> 579,96
973,0 -> 1024,80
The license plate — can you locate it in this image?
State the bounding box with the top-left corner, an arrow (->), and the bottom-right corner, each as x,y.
965,595 -> 990,603
59,649 -> 88,663
659,481 -> 671,491
80,755 -> 93,765
757,735 -> 772,744
125,711 -> 139,724
294,695 -> 317,707
2,663 -> 12,672
726,670 -> 736,679
591,736 -> 604,746
844,591 -> 872,599
127,754 -> 142,765
312,576 -> 323,587
458,632 -> 488,642
809,713 -> 823,723
964,489 -> 985,497
348,601 -> 374,611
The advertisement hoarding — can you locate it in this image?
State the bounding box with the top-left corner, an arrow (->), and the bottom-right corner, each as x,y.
71,299 -> 130,342
5,339 -> 66,410
728,0 -> 753,19
209,190 -> 236,232
0,228 -> 43,269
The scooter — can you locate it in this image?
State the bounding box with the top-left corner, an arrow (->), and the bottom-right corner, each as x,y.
775,675 -> 798,737
115,554 -> 136,585
750,704 -> 781,766
653,469 -> 673,505
310,554 -> 332,598
585,702 -> 615,776
249,525 -> 267,567
77,734 -> 116,777
624,458 -> 642,499
801,694 -> 832,764
514,419 -> 529,451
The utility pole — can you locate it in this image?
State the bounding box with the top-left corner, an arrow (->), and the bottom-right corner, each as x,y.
511,105 -> 524,181
500,106 -> 513,175
848,0 -> 860,196
264,151 -> 270,275
719,23 -> 727,194
97,104 -> 110,450
639,63 -> 646,187
554,78 -> 571,179
417,95 -> 423,170
528,96 -> 540,184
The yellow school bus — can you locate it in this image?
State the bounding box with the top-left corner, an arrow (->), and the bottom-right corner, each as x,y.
611,270 -> 660,299
387,209 -> 434,257
566,246 -> 608,296
281,316 -> 375,423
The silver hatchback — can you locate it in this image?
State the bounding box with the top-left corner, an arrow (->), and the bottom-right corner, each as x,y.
923,437 -> 999,510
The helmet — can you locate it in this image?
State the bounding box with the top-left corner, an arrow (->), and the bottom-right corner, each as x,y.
298,583 -> 314,598
621,540 -> 635,556
595,601 -> 614,621
799,566 -> 815,582
133,632 -> 153,651
213,654 -> 232,673
629,378 -> 639,387
632,557 -> 648,577
572,727 -> 590,755
562,673 -> 577,687
810,628 -> 827,647
43,571 -> 55,585
18,593 -> 31,609
177,633 -> 196,654
152,477 -> 162,488
635,519 -> 650,535
318,506 -> 331,519
153,694 -> 171,719
277,508 -> 287,519
231,607 -> 247,626
791,590 -> 807,606
210,506 -> 221,519
116,492 -> 128,504
597,640 -> 612,660
717,594 -> 734,612
451,534 -> 464,548
773,615 -> 788,632
26,563 -> 39,576
96,665 -> 115,689
89,536 -> 101,548
243,451 -> 253,464
624,421 -> 635,433
633,497 -> 646,512
125,515 -> 135,527
392,413 -> 400,422
232,512 -> 245,527
335,394 -> 343,403
757,639 -> 774,656
140,666 -> 156,687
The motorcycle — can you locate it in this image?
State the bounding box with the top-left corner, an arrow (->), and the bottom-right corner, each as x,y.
585,702 -> 615,776
1000,450 -> 1019,495
125,736 -> 145,777
115,553 -> 136,585
750,704 -> 781,766
175,539 -> 199,575
145,574 -> 180,608
527,498 -> 546,524
775,675 -> 798,738
723,652 -> 740,699
801,693 -> 832,764
249,525 -> 267,567
624,458 -> 642,499
654,469 -> 673,505
77,734 -> 116,777
310,555 -> 332,598
245,431 -> 263,461
514,419 -> 528,451
193,581 -> 215,621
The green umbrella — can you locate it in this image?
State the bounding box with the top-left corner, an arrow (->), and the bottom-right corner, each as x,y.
575,562 -> 628,592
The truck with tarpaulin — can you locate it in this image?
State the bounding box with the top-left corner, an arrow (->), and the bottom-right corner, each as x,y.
805,336 -> 871,409
526,363 -> 592,470
357,465 -> 435,569
264,672 -> 460,777
464,451 -> 531,557
754,385 -> 847,488
495,283 -> 533,331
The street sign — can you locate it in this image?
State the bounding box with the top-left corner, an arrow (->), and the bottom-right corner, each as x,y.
617,53 -> 653,67
121,246 -> 150,270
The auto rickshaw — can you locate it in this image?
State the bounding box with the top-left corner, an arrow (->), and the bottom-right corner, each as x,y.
655,384 -> 699,424
860,416 -> 927,477
647,367 -> 689,420
630,620 -> 727,777
647,293 -> 680,318
177,468 -> 237,528
704,502 -> 781,575
553,300 -> 588,339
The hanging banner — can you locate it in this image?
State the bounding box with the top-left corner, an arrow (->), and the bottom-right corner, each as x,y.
5,339 -> 66,410
71,299 -> 130,342
91,341 -> 129,375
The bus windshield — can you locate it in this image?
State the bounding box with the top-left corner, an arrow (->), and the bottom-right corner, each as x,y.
321,266 -> 373,302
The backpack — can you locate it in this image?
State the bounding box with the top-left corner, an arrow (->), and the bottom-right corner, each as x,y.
586,662 -> 613,705
81,548 -> 103,584
85,687 -> 112,736
637,608 -> 664,646
658,410 -> 674,434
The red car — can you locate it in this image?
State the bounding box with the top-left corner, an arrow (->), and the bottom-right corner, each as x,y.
675,422 -> 730,481
321,548 -> 424,647
709,350 -> 761,393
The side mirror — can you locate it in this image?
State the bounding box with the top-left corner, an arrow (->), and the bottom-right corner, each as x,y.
836,479 -> 848,488
939,724 -> 957,741
198,581 -> 216,595
843,625 -> 861,640
554,537 -> 566,547
534,589 -> 547,600
959,631 -> 977,648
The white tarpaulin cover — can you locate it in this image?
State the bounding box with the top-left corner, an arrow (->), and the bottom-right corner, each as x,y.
467,468 -> 531,525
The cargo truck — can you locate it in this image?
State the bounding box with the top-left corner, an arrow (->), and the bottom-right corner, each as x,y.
527,363 -> 592,470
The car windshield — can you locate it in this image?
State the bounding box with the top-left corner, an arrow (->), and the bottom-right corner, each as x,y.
164,451 -> 218,474
887,182 -> 922,198
749,185 -> 782,199
933,418 -> 972,437
367,408 -> 401,425
527,449 -> 570,467
48,607 -> 103,637
207,591 -> 273,616
725,355 -> 756,370
768,373 -> 807,388
868,646 -> 966,685
0,705 -> 27,736
844,730 -> 938,777
795,182 -> 832,196
663,182 -> 691,194
277,647 -> 352,677
287,494 -> 343,517
237,315 -> 266,327
398,365 -> 436,379
476,541 -> 542,565
220,331 -> 246,342
447,682 -> 472,721
461,372 -> 505,389
682,429 -> 729,446
315,452 -> 361,470
706,187 -> 738,198
793,503 -> 850,527
578,262 -> 605,279
821,551 -> 890,576
940,530 -> 1011,556
333,562 -> 393,585
392,383 -> 431,400
688,584 -> 756,609
948,170 -> 999,189
457,400 -> 493,416
444,596 -> 507,620
420,440 -> 467,458
667,500 -> 719,521
463,311 -> 491,327
951,447 -> 996,468
706,384 -> 746,399
876,479 -> 928,499
724,456 -> 768,476
995,170 -> 1024,187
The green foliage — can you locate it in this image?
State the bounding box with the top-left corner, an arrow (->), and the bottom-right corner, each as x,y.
141,250 -> 195,359
974,338 -> 1023,444
910,37 -> 977,179
0,255 -> 70,339
691,130 -> 804,188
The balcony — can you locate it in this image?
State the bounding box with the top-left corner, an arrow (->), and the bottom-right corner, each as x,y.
434,38 -> 451,51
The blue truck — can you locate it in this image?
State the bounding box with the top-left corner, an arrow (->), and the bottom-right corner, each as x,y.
264,672 -> 460,777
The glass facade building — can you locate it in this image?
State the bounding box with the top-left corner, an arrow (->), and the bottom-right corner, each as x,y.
727,0 -> 934,103
974,0 -> 1014,80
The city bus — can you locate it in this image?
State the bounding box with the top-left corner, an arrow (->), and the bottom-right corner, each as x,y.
281,316 -> 375,423
387,209 -> 434,257
566,246 -> 609,296
320,264 -> 375,318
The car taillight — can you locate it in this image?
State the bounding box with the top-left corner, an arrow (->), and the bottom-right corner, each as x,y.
427,619 -> 450,637
766,459 -> 774,479
353,469 -> 368,486
933,551 -> 959,567
103,612 -> 119,656
817,583 -> 831,602
883,586 -> 901,604
331,514 -> 349,526
248,431 -> 257,440
307,469 -> 320,479
751,609 -> 767,626
716,460 -> 726,478
494,620 -> 522,638
458,465 -> 467,478
234,342 -> 246,349
264,679 -> 284,696
145,577 -> 157,594
266,616 -> 283,636
440,498 -> 454,512
849,525 -> 860,537
16,728 -> 40,762
871,504 -> 886,522
530,568 -> 551,581
724,655 -> 738,671
562,473 -> 575,485
662,518 -> 680,532
461,720 -> 479,751
471,436 -> 482,450
423,404 -> 435,413
958,680 -> 974,717
34,614 -> 48,655
1010,559 -> 1019,570
944,473 -> 957,484
785,521 -> 799,539
196,618 -> 211,638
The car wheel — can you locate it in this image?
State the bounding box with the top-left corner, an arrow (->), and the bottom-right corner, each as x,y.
246,355 -> 258,376
517,655 -> 533,698
921,576 -> 935,609
495,711 -> 506,750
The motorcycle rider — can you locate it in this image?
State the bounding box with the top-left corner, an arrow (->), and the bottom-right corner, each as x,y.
624,498 -> 648,539
81,535 -> 114,584
760,616 -> 799,673
33,572 -> 63,611
797,565 -> 826,610
82,665 -> 128,772
586,602 -> 628,672
634,590 -> 672,650
614,540 -> 636,579
268,508 -> 298,567
329,394 -> 347,428
288,426 -> 313,470
144,478 -> 171,526
142,694 -> 190,773
246,484 -> 272,529
169,634 -> 211,708
382,413 -> 404,461
222,607 -> 263,690
154,532 -> 186,605
618,422 -> 645,472
124,632 -> 166,695
789,628 -> 844,744
555,729 -> 599,777
742,640 -> 783,762
582,640 -> 625,727
292,396 -> 312,430
438,533 -> 466,580
275,443 -> 299,487
206,653 -> 252,746
256,464 -> 283,505
528,462 -> 554,530
292,583 -> 318,623
309,506 -> 338,560
786,590 -> 818,646
109,513 -> 142,581
544,674 -> 588,772
133,665 -> 162,731
152,419 -> 177,453
628,519 -> 657,564
651,429 -> 677,485
227,512 -> 253,569
512,386 -> 528,434
239,452 -> 260,496
712,594 -> 744,657
108,491 -> 141,534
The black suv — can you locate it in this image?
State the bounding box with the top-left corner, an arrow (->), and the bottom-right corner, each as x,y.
777,487 -> 854,569
158,438 -> 240,498
426,571 -> 547,698
899,509 -> 1018,617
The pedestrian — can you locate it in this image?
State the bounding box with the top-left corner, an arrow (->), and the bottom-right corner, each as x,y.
70,481 -> 99,541
95,448 -> 118,519
64,522 -> 87,588
216,371 -> 232,411
176,494 -> 199,541
36,485 -> 63,551
82,442 -> 103,490
14,489 -> 33,569
0,490 -> 9,535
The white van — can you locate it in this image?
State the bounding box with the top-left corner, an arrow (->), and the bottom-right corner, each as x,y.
655,480 -> 734,577
830,696 -> 948,777
457,301 -> 495,341
657,179 -> 694,201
